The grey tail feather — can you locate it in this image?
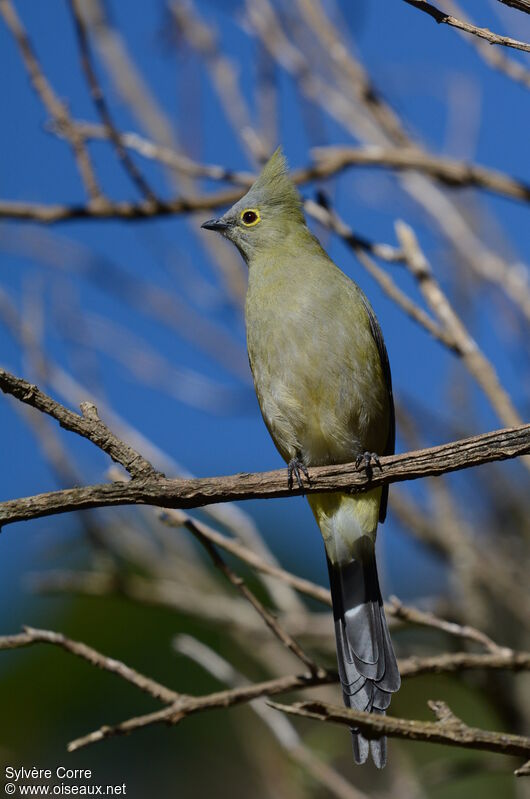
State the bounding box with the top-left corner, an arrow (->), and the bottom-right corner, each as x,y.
326,542 -> 400,768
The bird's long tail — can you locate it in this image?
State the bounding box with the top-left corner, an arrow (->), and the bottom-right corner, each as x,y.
326,539 -> 400,768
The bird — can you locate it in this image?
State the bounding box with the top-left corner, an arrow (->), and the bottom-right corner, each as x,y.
201,147 -> 400,767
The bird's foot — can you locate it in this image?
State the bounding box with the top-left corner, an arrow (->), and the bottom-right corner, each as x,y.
287,458 -> 310,491
355,451 -> 382,478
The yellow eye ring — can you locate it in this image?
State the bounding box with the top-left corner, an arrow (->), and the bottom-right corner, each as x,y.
240,208 -> 261,227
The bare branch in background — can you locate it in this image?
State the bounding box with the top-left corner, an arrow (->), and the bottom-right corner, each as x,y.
402,0 -> 530,52
496,0 -> 530,13
0,626 -> 179,703
260,0 -> 530,322
68,0 -> 157,201
310,145 -> 530,203
440,0 -> 530,89
169,0 -> 268,163
174,635 -> 370,799
396,221 -> 524,431
269,700 -> 530,772
0,0 -> 102,202
0,367 -> 157,478
186,519 -> 324,676
2,622 -> 528,755
47,123 -> 530,204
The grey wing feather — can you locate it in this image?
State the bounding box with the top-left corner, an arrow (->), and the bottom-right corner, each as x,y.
358,291 -> 395,522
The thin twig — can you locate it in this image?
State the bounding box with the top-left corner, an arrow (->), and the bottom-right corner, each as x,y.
169,0 -> 267,162
158,508 -> 332,605
0,368 -> 156,478
0,0 -> 103,202
396,221 -> 523,431
0,627 -> 179,703
387,596 -> 506,653
402,0 -> 530,52
64,647 -> 530,752
186,520 -> 324,676
50,120 -> 255,184
311,145 -> 530,203
399,650 -> 530,677
306,199 -> 456,349
68,0 -> 157,201
269,699 -> 530,766
440,0 -> 530,89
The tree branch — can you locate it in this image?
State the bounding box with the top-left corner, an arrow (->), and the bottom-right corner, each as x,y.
3,623 -> 528,753
387,596 -> 506,653
396,221 -> 524,431
311,145 -> 530,203
68,0 -> 157,202
66,648 -> 530,752
186,518 -> 324,676
0,368 -> 156,479
52,124 -> 530,206
0,0 -> 103,202
0,407 -> 527,528
496,0 -> 530,12
2,139 -> 530,223
399,650 -> 530,677
402,0 -> 530,52
0,626 -> 179,703
269,700 -> 530,769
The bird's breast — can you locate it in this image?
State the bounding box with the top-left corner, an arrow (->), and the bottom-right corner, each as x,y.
245,263 -> 389,466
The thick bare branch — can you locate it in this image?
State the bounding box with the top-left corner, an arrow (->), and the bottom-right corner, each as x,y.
0,417 -> 527,528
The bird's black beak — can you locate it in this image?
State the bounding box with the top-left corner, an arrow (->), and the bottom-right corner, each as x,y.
201,218 -> 229,232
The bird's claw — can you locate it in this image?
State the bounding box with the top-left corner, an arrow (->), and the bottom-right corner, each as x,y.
355,451 -> 383,477
287,458 -> 310,491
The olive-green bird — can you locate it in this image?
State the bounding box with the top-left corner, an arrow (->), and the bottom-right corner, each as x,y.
202,148 -> 400,767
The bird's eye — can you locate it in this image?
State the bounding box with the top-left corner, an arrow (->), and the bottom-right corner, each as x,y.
241,209 -> 260,227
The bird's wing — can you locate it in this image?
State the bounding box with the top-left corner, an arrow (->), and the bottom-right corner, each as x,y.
359,293 -> 395,523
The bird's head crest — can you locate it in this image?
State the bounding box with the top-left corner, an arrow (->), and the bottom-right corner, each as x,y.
244,147 -> 302,214
201,146 -> 306,262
